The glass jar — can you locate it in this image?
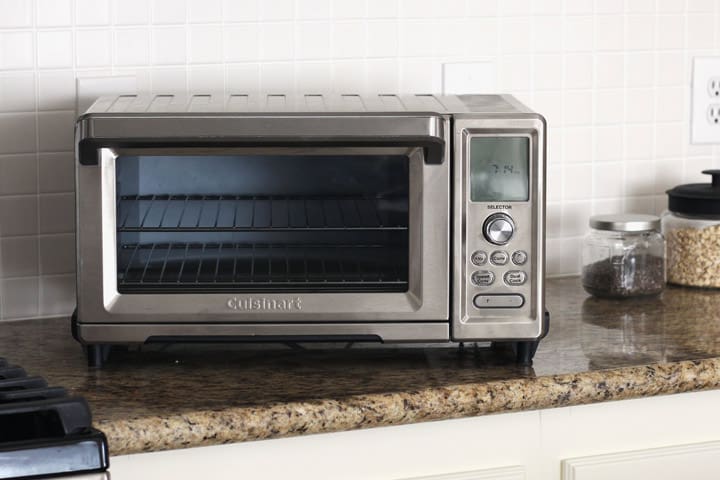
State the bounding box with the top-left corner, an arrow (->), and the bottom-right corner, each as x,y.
663,170 -> 720,288
581,214 -> 665,298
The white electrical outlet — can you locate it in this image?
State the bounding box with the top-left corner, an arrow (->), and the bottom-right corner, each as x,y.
691,57 -> 720,143
442,61 -> 496,95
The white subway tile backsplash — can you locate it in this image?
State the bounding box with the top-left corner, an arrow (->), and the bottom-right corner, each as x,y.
563,163 -> 593,200
0,32 -> 34,70
656,15 -> 685,51
297,0 -> 332,20
187,64 -> 224,91
625,88 -> 655,123
296,22 -> 332,60
0,2 -> 716,318
565,54 -> 593,89
39,234 -> 74,275
39,153 -> 74,193
224,25 -> 258,62
76,0 -> 111,26
625,52 -> 654,87
625,124 -> 655,159
333,0 -> 367,19
225,63 -> 260,91
500,16 -> 532,53
259,23 -> 295,60
190,26 -> 223,64
39,193 -> 74,234
0,155 -> 37,196
366,58 -> 399,92
333,22 -> 366,59
563,16 -> 594,52
36,0 -> 73,27
223,0 -> 258,22
594,125 -> 624,162
113,0 -> 150,25
625,160 -> 656,196
0,0 -> 32,28
38,71 -> 76,111
152,27 -> 187,65
153,0 -> 187,24
0,114 -> 37,154
398,21 -> 434,57
39,274 -> 75,317
38,111 -> 75,152
686,14 -> 715,50
654,123 -> 683,158
563,126 -> 593,163
0,237 -> 38,278
37,31 -> 74,69
1,278 -> 39,320
115,28 -> 151,66
259,0 -> 294,21
0,73 -> 36,113
625,15 -> 654,51
367,21 -> 398,58
563,90 -> 593,125
0,196 -> 38,237
150,66 -> 188,91
76,30 -> 112,68
189,0 -> 223,23
295,61 -> 332,91
592,162 -> 624,198
595,53 -> 624,88
594,15 -> 623,51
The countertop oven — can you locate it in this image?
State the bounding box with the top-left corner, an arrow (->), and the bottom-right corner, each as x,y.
73,93 -> 547,366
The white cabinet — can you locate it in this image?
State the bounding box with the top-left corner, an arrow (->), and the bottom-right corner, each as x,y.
106,389 -> 720,480
562,441 -> 720,480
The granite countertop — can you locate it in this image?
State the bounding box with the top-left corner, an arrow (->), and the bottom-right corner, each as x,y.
2,277 -> 720,456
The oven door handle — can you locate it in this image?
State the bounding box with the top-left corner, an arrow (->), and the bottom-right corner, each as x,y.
76,114 -> 446,165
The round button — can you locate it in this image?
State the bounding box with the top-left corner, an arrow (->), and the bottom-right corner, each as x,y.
483,213 -> 515,245
512,250 -> 528,265
471,270 -> 495,287
470,250 -> 488,266
504,270 -> 527,286
490,250 -> 509,265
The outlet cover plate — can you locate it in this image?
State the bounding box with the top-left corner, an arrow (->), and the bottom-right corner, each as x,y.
442,61 -> 496,95
692,57 -> 720,144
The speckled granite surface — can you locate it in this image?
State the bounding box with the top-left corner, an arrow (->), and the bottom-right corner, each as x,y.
2,277 -> 720,455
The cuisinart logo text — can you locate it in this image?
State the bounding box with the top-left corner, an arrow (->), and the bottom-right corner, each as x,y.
226,297 -> 303,311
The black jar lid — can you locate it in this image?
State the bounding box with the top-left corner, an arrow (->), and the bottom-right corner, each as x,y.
667,170 -> 720,216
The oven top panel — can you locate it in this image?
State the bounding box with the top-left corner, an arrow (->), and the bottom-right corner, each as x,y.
81,93 -> 535,116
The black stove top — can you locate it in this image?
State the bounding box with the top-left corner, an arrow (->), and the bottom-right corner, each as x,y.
0,357 -> 108,479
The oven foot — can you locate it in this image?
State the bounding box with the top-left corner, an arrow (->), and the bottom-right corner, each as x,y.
514,340 -> 539,366
85,344 -> 112,369
71,308 -> 112,368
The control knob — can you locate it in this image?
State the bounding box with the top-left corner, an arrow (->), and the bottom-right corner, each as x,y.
483,213 -> 515,245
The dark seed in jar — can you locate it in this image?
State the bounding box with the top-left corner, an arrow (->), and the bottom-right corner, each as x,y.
582,255 -> 665,298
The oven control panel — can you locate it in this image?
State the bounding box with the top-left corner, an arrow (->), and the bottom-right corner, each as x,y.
452,117 -> 545,342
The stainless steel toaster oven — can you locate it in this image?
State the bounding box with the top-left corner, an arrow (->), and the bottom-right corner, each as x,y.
73,93 -> 548,367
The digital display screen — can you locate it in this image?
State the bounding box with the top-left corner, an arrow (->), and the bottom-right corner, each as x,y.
470,136 -> 529,202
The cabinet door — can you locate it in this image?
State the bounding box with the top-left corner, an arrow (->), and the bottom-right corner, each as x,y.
562,441 -> 720,480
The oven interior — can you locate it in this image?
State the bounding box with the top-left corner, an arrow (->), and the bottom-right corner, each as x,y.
115,152 -> 410,294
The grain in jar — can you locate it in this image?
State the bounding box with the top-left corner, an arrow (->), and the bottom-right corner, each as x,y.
663,170 -> 720,288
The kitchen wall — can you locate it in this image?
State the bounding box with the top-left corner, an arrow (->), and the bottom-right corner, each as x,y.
0,0 -> 718,320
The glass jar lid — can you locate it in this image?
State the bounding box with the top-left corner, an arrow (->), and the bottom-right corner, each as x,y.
667,170 -> 720,216
589,214 -> 661,232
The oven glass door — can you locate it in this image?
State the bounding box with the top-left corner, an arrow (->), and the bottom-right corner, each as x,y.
114,149 -> 409,294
